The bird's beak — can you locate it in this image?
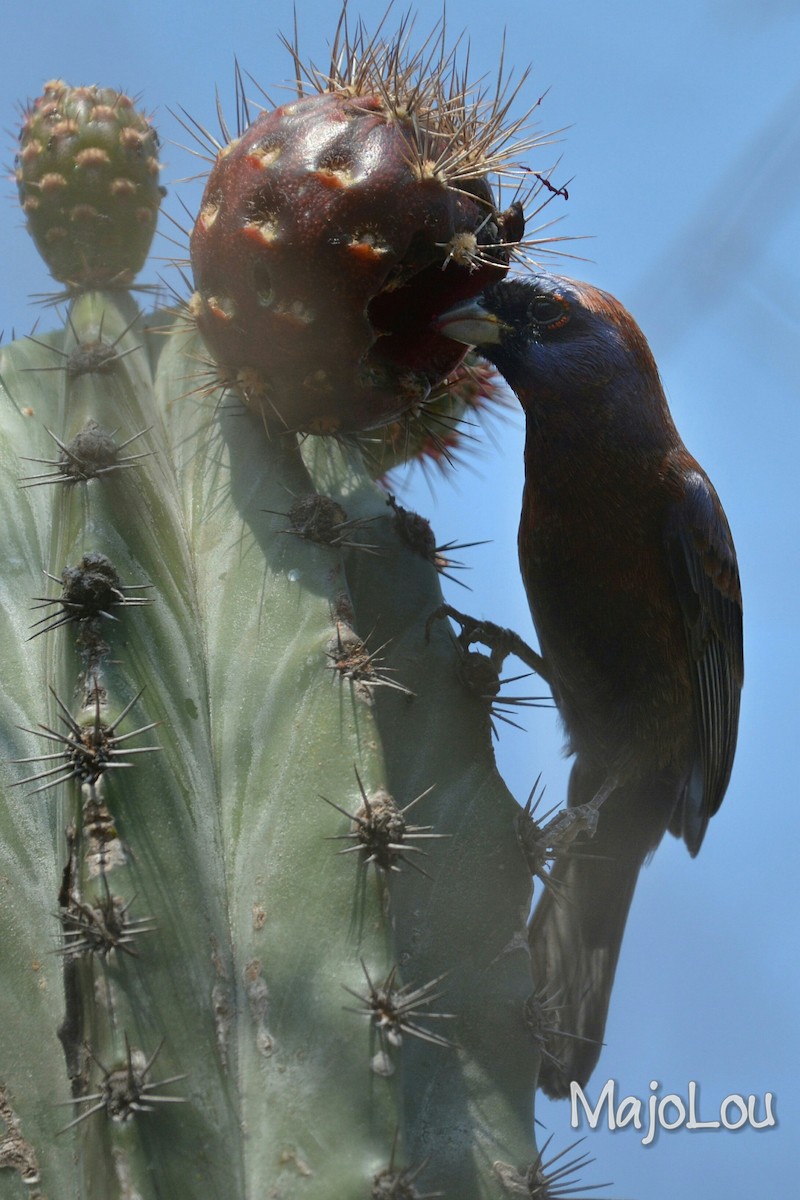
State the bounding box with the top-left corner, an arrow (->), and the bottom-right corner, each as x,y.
432,297 -> 507,346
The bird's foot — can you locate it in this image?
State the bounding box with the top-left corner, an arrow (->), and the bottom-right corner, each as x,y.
516,778 -> 610,888
425,603 -> 551,682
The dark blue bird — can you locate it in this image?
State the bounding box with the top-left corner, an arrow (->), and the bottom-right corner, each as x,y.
436,274 -> 743,1097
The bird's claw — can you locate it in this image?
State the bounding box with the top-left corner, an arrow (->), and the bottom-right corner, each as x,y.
543,791 -> 607,847
425,603 -> 551,682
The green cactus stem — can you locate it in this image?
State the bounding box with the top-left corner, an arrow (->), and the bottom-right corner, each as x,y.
0,290 -> 542,1196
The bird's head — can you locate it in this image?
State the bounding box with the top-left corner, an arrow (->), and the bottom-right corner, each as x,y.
434,274 -> 663,409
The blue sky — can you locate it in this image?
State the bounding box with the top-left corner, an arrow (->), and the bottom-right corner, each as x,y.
2,2 -> 799,1196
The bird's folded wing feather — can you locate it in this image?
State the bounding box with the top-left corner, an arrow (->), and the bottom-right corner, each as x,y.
664,465 -> 744,853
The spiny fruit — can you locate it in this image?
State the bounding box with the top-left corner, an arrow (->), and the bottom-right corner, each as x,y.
188,18 -> 546,435
16,80 -> 164,288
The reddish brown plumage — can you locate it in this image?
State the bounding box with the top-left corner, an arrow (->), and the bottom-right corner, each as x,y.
437,274 -> 743,1095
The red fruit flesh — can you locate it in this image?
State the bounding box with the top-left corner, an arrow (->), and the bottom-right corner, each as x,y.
190,91 -> 523,434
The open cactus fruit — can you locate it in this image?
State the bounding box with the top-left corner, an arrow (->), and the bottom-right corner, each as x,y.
187,21 -> 539,433
0,12 -> 593,1200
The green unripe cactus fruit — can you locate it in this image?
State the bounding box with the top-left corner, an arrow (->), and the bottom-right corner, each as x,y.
16,81 -> 164,288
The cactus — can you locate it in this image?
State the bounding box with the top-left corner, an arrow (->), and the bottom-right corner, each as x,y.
0,18 -> 598,1200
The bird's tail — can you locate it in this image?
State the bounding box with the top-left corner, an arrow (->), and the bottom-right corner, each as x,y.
529,762 -> 676,1099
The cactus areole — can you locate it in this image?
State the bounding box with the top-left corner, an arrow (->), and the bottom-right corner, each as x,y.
189,90 -> 525,434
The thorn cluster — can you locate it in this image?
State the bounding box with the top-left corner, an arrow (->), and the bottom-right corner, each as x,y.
344,961 -> 456,1054
19,418 -> 149,487
285,10 -> 548,187
29,552 -> 152,640
360,354 -> 511,481
372,1131 -> 443,1199
516,778 -> 605,893
23,308 -> 143,378
523,986 -> 599,1083
273,492 -> 379,554
321,768 -> 442,877
59,875 -> 156,958
11,685 -> 159,795
325,621 -> 414,701
59,1037 -> 187,1132
386,493 -> 480,586
522,1136 -> 610,1199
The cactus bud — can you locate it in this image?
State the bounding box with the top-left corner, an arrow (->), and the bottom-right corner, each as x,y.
16,80 -> 164,288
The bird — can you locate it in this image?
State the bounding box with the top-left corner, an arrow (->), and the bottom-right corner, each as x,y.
434,273 -> 743,1097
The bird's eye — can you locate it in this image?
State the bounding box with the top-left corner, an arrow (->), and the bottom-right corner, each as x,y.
530,295 -> 569,328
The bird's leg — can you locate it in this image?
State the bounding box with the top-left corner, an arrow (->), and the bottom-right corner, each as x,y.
517,775 -> 616,890
541,789 -> 606,848
424,603 -> 552,683
543,775 -> 619,860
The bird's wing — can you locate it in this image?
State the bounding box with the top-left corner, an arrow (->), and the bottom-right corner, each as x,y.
664,465 -> 744,854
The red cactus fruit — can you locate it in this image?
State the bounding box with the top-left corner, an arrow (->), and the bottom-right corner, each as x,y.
188,24 -> 542,434
16,80 -> 163,288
